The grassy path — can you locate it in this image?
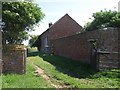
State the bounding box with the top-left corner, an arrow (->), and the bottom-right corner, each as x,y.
33,63 -> 63,88
27,52 -> 120,88
2,51 -> 120,88
2,58 -> 55,88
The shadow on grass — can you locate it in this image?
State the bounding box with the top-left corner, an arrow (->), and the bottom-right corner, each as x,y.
27,52 -> 97,79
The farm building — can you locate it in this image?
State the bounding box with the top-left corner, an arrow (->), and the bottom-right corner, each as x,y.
33,14 -> 82,53
33,14 -> 120,71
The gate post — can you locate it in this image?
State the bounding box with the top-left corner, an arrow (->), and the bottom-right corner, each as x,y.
2,44 -> 26,74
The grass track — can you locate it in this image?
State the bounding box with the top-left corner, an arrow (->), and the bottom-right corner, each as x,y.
2,51 -> 120,88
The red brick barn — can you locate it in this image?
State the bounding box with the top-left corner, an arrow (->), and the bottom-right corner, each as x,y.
34,14 -> 82,54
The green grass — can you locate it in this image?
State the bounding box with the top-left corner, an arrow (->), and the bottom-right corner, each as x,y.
26,46 -> 38,53
2,51 -> 120,88
27,52 -> 120,88
2,58 -> 54,88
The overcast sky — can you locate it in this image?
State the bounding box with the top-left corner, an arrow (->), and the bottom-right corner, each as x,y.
23,0 -> 120,45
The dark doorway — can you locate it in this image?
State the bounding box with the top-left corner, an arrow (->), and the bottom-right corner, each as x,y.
88,39 -> 98,70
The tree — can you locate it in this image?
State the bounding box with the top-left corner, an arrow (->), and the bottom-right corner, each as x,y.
5,31 -> 29,44
2,2 -> 45,44
83,10 -> 120,31
29,35 -> 39,47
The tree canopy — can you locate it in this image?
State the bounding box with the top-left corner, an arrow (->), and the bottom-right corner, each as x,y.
29,35 -> 39,47
30,35 -> 41,51
2,2 -> 45,44
83,10 -> 120,31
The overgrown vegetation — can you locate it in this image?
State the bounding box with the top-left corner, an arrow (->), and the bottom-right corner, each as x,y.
3,50 -> 119,88
29,35 -> 39,47
83,10 -> 120,31
25,46 -> 38,53
27,52 -> 120,88
31,35 -> 41,51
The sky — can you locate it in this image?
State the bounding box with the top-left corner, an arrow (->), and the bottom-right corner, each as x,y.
23,0 -> 120,45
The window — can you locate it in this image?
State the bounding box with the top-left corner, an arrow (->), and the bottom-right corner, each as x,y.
44,36 -> 49,46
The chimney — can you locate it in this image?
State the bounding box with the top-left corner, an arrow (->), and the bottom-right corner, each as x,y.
49,22 -> 52,27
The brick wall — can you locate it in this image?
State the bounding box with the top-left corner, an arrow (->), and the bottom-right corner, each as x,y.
97,28 -> 120,70
0,30 -> 1,75
2,44 -> 26,74
98,52 -> 120,70
52,28 -> 120,70
40,14 -> 82,52
118,28 -> 120,68
52,34 -> 91,63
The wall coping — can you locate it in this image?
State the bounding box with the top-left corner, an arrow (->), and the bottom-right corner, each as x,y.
52,27 -> 120,41
3,44 -> 24,51
97,51 -> 120,54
